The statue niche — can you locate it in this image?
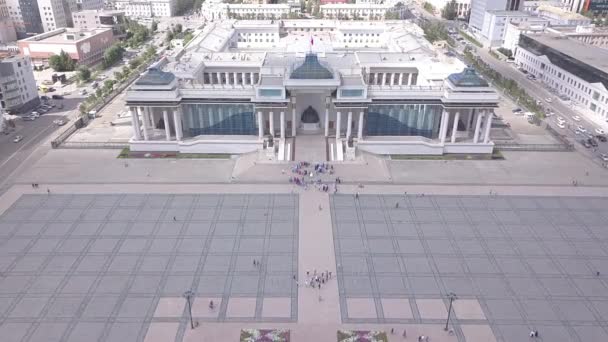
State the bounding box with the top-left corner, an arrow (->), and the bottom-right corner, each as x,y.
300,105 -> 321,132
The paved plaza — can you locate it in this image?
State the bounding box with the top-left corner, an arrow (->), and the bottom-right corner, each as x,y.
0,193 -> 298,342
331,194 -> 608,342
1,188 -> 608,341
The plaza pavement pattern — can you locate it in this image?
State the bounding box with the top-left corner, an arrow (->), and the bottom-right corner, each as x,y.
0,190 -> 608,341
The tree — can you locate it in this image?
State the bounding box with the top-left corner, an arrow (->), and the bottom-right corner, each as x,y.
48,50 -> 75,72
151,21 -> 158,32
102,79 -> 116,95
183,32 -> 194,45
441,0 -> 458,20
95,88 -> 103,99
423,2 -> 435,14
102,44 -> 124,69
79,103 -> 87,114
305,0 -> 313,13
77,66 -> 91,82
497,47 -> 513,58
165,31 -> 174,43
174,24 -> 183,34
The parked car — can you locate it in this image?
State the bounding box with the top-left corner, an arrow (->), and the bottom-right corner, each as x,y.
30,111 -> 40,117
53,119 -> 66,126
51,94 -> 64,100
557,116 -> 565,123
512,108 -> 522,113
601,153 -> 608,161
589,138 -> 599,147
13,135 -> 23,143
581,140 -> 592,148
572,115 -> 581,121
22,116 -> 35,121
557,122 -> 565,129
577,125 -> 587,133
596,128 -> 605,135
79,89 -> 88,95
40,95 -> 49,101
545,97 -> 552,103
596,135 -> 607,142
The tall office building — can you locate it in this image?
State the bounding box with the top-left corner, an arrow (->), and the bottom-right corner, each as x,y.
5,0 -> 44,38
38,0 -> 78,32
469,0 -> 522,33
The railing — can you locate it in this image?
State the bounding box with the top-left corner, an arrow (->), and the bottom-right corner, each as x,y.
59,141 -> 128,149
494,142 -> 573,152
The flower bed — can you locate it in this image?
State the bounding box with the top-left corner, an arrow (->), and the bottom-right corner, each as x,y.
240,329 -> 290,342
337,330 -> 388,342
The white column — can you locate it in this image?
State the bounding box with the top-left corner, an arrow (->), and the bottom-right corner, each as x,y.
336,111 -> 341,139
215,73 -> 221,85
382,73 -> 386,86
280,111 -> 285,139
173,109 -> 183,141
224,72 -> 229,85
291,106 -> 296,137
139,107 -> 149,140
357,111 -> 364,140
390,73 -> 396,86
407,73 -> 412,85
324,107 -> 329,137
484,111 -> 493,143
146,107 -> 154,127
249,72 -> 254,85
208,107 -> 215,127
398,73 -> 404,86
130,107 -> 142,140
440,111 -> 449,144
346,111 -> 353,138
163,110 -> 171,141
473,111 -> 484,143
258,111 -> 264,138
451,111 -> 460,143
467,108 -> 474,131
269,111 -> 274,137
233,72 -> 238,85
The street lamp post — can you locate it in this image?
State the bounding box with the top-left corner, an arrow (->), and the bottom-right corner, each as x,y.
444,292 -> 457,331
183,290 -> 196,329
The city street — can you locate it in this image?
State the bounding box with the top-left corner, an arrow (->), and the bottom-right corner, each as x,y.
470,47 -> 608,163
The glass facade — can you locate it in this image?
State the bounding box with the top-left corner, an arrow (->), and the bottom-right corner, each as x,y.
366,104 -> 441,138
340,89 -> 364,97
181,103 -> 257,136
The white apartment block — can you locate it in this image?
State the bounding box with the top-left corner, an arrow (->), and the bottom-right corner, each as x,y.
76,0 -> 104,11
320,4 -> 393,20
0,55 -> 40,112
38,0 -> 77,32
201,2 -> 296,21
469,0 -> 522,33
427,0 -> 471,18
516,33 -> 608,121
480,10 -> 533,47
502,18 -> 547,51
113,0 -> 174,18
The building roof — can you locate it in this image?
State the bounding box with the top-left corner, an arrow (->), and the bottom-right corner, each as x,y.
447,68 -> 489,87
21,28 -> 112,43
486,10 -> 530,16
290,53 -> 333,79
524,33 -> 608,74
537,5 -> 587,20
135,68 -> 175,86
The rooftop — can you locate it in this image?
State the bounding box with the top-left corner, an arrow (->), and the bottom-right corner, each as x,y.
486,10 -> 531,16
21,27 -> 112,43
537,5 -> 588,20
523,33 -> 608,73
290,53 -> 334,79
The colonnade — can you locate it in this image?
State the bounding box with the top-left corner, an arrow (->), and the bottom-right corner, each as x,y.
257,110 -> 288,139
369,72 -> 418,86
202,72 -> 259,86
334,111 -> 365,140
438,109 -> 493,145
130,106 -> 182,141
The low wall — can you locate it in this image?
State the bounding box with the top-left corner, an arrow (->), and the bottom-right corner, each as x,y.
129,138 -> 262,154
357,139 -> 494,155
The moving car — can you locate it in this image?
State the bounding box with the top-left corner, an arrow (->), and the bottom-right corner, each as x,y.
23,116 -> 35,121
572,115 -> 581,121
13,135 -> 23,143
53,119 -> 66,126
512,108 -> 522,113
79,89 -> 88,96
51,94 -> 64,100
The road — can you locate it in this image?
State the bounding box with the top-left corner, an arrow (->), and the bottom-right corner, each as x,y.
468,47 -> 608,163
0,27 -> 173,192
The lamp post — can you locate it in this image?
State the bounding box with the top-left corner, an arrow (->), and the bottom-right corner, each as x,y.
444,292 -> 457,331
183,290 -> 196,329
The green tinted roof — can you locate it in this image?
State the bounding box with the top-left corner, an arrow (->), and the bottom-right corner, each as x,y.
290,53 -> 333,80
135,68 -> 175,86
447,67 -> 489,87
